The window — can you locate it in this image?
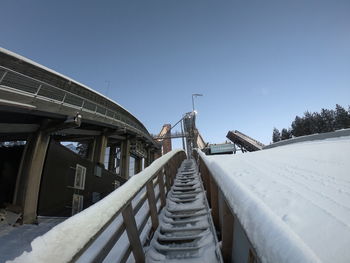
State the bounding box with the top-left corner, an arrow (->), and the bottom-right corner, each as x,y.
94,165 -> 102,177
71,194 -> 84,215
74,164 -> 86,190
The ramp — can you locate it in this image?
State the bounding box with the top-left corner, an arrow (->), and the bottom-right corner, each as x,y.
146,159 -> 222,262
226,130 -> 264,152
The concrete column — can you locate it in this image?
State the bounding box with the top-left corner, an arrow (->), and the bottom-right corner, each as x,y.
162,124 -> 172,154
16,130 -> 50,224
108,145 -> 117,173
134,157 -> 142,174
87,140 -> 96,162
154,149 -> 162,160
144,148 -> 151,168
149,150 -> 156,164
91,135 -> 108,166
120,139 -> 130,179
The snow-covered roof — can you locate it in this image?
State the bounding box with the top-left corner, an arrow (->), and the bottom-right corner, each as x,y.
200,136 -> 350,263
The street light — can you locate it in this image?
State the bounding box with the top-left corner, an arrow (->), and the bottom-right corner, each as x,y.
192,93 -> 203,112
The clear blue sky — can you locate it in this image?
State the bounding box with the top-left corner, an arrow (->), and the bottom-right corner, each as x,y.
1,0 -> 349,145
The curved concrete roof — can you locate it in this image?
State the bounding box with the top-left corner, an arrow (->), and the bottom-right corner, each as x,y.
0,47 -> 157,146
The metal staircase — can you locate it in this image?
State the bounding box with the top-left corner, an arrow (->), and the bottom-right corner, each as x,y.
146,159 -> 222,262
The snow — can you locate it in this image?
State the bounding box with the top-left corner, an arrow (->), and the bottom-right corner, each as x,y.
8,149 -> 183,263
199,136 -> 350,263
0,217 -> 65,262
145,159 -> 221,262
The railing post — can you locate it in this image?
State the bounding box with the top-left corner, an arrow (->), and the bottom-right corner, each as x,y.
122,204 -> 145,262
164,166 -> 171,192
203,163 -> 211,203
221,197 -> 234,262
157,171 -> 166,208
146,181 -> 159,232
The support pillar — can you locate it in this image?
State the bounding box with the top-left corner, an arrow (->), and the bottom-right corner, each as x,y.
145,148 -> 151,168
134,157 -> 142,174
91,135 -> 108,166
15,130 -> 50,224
87,140 -> 95,162
120,139 -> 130,179
108,144 -> 117,173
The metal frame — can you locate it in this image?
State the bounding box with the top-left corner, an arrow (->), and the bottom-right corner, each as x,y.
0,66 -> 154,144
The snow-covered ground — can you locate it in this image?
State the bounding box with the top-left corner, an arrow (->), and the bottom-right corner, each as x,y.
5,150 -> 182,263
0,217 -> 65,262
200,136 -> 350,263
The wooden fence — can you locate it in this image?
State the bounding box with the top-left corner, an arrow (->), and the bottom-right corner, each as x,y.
70,150 -> 186,263
193,150 -> 260,263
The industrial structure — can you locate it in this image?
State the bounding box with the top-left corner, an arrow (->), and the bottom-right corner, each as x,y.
0,48 -> 160,223
226,130 -> 265,152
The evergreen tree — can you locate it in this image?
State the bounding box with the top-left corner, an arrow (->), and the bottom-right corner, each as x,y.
320,108 -> 335,132
272,128 -> 281,143
291,116 -> 304,137
312,112 -> 323,133
334,104 -> 350,129
303,111 -> 317,135
276,104 -> 349,141
281,128 -> 292,140
77,142 -> 88,158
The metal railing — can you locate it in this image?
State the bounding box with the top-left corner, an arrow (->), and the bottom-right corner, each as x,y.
0,66 -> 153,143
151,131 -> 188,140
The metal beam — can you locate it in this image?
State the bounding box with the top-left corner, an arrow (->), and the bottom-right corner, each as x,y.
0,123 -> 39,133
58,128 -> 101,136
0,98 -> 36,110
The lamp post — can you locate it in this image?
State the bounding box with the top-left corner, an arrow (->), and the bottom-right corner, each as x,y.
192,93 -> 203,112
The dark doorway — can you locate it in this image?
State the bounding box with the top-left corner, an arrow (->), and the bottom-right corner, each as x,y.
0,144 -> 25,208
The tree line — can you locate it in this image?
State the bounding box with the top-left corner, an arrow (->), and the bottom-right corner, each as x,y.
272,104 -> 350,143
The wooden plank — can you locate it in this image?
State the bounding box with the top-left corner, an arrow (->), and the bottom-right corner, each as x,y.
120,245 -> 132,263
210,176 -> 219,228
221,197 -> 234,263
133,192 -> 148,216
146,181 -> 159,232
152,176 -> 159,186
164,167 -> 171,192
122,204 -> 145,262
138,210 -> 151,235
248,249 -> 257,263
157,171 -> 166,208
90,223 -> 126,263
199,159 -> 210,202
69,210 -> 122,262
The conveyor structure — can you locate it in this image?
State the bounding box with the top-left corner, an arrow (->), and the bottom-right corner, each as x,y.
226,130 -> 265,152
146,159 -> 222,262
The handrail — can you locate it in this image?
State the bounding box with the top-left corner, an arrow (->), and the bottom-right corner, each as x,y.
194,149 -> 321,263
0,65 -> 155,144
12,150 -> 186,263
193,149 -> 258,262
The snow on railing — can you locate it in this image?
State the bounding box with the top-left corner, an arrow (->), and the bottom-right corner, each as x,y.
194,149 -> 321,263
10,150 -> 186,263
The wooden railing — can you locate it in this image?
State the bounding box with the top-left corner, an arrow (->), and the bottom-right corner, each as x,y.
193,150 -> 259,263
13,150 -> 186,263
72,150 -> 186,262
